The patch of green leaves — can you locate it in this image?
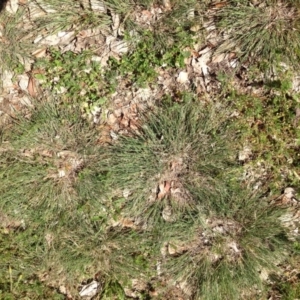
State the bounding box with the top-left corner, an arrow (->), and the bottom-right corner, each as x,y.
35,49 -> 112,113
107,30 -> 192,87
0,229 -> 64,300
228,82 -> 300,188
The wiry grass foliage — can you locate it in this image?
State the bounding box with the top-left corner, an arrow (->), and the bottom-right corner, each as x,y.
162,188 -> 290,300
215,0 -> 300,70
0,8 -> 33,74
0,101 -> 97,215
32,0 -> 111,34
0,101 -> 135,296
98,101 -> 233,224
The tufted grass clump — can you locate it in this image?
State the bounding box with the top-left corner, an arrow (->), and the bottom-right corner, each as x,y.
98,100 -> 234,225
0,100 -> 134,297
31,0 -> 111,34
160,188 -> 290,300
215,0 -> 300,70
0,8 -> 33,75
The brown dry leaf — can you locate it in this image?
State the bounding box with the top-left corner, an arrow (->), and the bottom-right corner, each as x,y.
210,1 -> 228,9
41,149 -> 53,157
27,75 -> 38,97
167,241 -> 188,256
157,181 -> 171,200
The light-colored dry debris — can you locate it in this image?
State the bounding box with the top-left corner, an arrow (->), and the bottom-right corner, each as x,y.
79,280 -> 101,299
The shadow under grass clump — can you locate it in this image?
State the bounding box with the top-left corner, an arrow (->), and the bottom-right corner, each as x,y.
98,101 -> 234,224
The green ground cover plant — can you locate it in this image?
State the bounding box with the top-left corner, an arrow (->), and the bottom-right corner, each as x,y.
107,29 -> 192,87
1,0 -> 300,298
35,49 -> 111,115
222,74 -> 300,189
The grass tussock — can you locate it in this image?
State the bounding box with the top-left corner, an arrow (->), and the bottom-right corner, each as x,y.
215,0 -> 300,70
0,101 -> 131,296
31,0 -> 111,34
161,188 -> 289,300
98,100 -> 234,224
0,8 -> 33,74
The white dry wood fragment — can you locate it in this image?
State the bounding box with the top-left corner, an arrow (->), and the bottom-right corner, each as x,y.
162,0 -> 171,10
238,145 -> 252,162
6,0 -> 18,14
18,74 -> 29,91
55,86 -> 67,94
79,280 -> 100,298
192,50 -> 211,76
230,59 -> 238,68
110,40 -> 128,54
259,268 -> 269,282
59,285 -> 67,295
162,205 -> 176,222
19,95 -> 33,107
2,70 -> 14,90
110,130 -> 118,140
35,34 -> 60,46
105,35 -> 115,46
227,241 -> 240,253
176,71 -> 189,84
178,279 -> 193,297
27,2 -> 47,20
111,12 -> 120,37
32,47 -> 47,58
90,0 -> 107,13
91,55 -> 102,62
35,31 -> 74,46
123,189 -> 131,199
212,53 -> 226,64
58,169 -> 66,178
187,8 -> 195,20
190,24 -> 201,32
